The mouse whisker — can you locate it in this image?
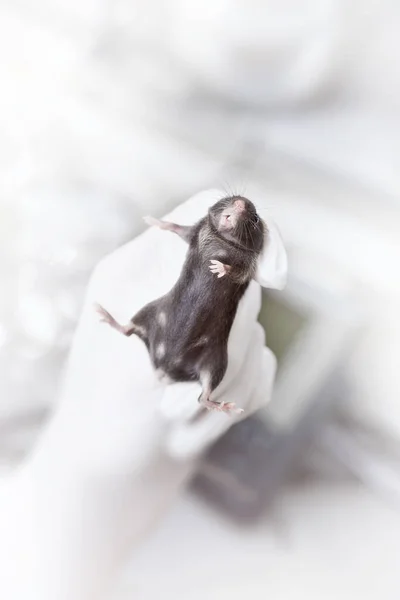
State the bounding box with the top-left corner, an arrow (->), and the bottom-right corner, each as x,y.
243,219 -> 250,242
218,178 -> 236,202
249,222 -> 255,247
246,220 -> 255,249
257,203 -> 278,211
237,222 -> 244,248
237,177 -> 248,198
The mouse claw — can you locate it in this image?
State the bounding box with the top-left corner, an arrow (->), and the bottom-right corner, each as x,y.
209,260 -> 228,278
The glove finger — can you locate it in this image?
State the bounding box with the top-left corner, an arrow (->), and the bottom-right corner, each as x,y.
247,344 -> 277,414
159,381 -> 203,422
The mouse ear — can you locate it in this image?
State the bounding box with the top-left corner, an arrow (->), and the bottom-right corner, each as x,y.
257,214 -> 288,290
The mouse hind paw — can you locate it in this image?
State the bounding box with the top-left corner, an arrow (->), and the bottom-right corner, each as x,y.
199,397 -> 244,415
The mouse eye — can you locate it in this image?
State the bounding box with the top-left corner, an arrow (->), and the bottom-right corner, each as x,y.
252,214 -> 260,224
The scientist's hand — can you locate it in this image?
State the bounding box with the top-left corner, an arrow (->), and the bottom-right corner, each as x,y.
0,193 -> 276,600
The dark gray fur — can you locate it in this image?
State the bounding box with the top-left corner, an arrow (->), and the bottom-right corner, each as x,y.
96,196 -> 266,407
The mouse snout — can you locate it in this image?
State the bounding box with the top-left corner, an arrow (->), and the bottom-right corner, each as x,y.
218,197 -> 250,231
233,199 -> 245,212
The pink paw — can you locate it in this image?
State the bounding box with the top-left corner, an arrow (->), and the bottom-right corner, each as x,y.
219,402 -> 244,415
209,260 -> 229,278
202,398 -> 244,415
94,303 -> 116,326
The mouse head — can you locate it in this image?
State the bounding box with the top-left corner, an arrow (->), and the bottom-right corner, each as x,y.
208,196 -> 265,253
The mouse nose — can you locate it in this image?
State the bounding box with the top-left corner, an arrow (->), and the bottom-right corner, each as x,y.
234,199 -> 245,212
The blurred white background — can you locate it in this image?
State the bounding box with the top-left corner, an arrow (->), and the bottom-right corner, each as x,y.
1,1 -> 400,598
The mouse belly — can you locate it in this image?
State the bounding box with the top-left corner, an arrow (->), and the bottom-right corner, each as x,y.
149,326 -> 230,386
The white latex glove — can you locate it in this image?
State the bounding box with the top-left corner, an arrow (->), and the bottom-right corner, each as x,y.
0,190 -> 286,600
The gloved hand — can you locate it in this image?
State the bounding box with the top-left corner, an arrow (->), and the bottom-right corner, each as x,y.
0,190 -> 286,600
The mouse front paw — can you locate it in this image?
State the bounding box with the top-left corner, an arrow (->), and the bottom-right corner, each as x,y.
209,260 -> 230,279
